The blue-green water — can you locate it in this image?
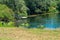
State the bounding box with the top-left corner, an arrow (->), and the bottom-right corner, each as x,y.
21,14 -> 60,29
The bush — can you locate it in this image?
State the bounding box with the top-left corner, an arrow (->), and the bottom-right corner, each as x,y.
0,4 -> 14,20
38,25 -> 45,29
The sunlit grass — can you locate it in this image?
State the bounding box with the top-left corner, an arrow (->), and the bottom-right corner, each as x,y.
0,37 -> 13,40
0,22 -> 14,27
0,27 -> 60,40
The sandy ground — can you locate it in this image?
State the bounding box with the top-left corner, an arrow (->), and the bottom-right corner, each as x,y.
0,27 -> 60,40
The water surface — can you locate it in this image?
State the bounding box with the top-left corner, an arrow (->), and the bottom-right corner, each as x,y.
20,14 -> 60,29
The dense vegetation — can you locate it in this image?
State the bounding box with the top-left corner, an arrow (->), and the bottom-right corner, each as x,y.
0,0 -> 60,27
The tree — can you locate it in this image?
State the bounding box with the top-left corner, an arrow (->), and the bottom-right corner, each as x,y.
24,0 -> 50,15
0,4 -> 14,22
0,0 -> 28,27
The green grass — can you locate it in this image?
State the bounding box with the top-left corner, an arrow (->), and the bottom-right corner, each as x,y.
0,22 -> 14,27
0,37 -> 13,40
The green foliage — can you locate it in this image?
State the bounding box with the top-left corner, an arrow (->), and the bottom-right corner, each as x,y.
38,25 -> 45,29
0,4 -> 14,20
0,21 -> 14,27
20,23 -> 29,28
18,0 -> 28,17
0,0 -> 60,15
0,0 -> 60,27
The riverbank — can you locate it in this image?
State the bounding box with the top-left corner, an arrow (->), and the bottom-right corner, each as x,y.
0,27 -> 60,40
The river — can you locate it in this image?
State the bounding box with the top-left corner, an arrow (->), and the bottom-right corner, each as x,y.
19,13 -> 60,29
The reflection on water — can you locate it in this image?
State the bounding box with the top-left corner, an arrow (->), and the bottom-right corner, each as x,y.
19,13 -> 60,29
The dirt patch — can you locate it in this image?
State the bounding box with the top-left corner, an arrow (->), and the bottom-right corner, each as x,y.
0,27 -> 60,40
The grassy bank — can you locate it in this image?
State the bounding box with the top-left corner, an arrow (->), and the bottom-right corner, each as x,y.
0,27 -> 60,40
